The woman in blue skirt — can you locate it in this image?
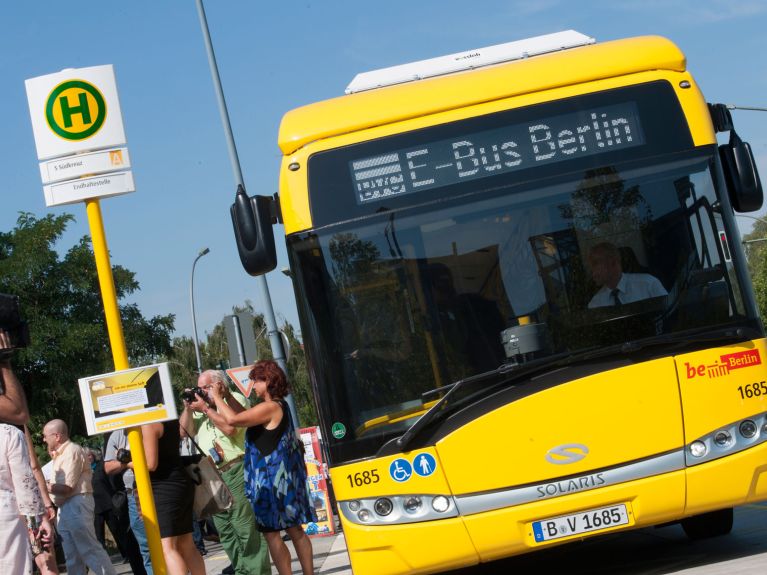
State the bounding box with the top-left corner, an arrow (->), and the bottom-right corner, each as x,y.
211,360 -> 316,575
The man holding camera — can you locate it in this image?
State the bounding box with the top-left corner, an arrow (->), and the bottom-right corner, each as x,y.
180,369 -> 270,575
104,429 -> 151,575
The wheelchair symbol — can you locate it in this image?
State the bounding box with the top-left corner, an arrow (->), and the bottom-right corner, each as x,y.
389,458 -> 412,483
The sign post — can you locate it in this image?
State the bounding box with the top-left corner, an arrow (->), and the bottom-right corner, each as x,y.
25,65 -> 167,574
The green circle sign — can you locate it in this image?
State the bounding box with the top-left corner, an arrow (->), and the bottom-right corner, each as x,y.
331,422 -> 347,439
45,80 -> 107,141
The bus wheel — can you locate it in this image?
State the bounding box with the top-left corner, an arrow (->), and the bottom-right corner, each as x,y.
681,508 -> 734,540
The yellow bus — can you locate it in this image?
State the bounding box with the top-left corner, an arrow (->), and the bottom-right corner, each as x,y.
232,31 -> 765,574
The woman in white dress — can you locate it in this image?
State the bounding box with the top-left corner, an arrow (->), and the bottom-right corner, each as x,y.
0,422 -> 52,575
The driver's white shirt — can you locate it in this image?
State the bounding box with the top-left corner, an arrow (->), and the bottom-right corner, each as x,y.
588,272 -> 667,308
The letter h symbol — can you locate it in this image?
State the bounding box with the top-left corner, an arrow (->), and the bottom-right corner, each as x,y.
59,92 -> 91,128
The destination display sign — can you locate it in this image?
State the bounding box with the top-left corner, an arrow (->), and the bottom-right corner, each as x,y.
349,102 -> 644,204
39,147 -> 130,184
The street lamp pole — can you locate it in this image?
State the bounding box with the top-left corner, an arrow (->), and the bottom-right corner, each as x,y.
195,0 -> 300,428
735,214 -> 767,244
190,247 -> 210,373
735,213 -> 767,226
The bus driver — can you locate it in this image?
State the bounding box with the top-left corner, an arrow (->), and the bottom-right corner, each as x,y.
587,242 -> 667,308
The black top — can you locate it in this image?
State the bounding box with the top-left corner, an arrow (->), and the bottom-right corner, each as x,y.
148,419 -> 194,538
149,420 -> 187,483
245,400 -> 288,456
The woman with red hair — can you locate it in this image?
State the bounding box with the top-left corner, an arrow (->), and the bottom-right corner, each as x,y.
211,360 -> 316,575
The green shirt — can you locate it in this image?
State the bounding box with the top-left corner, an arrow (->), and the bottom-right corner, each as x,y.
192,390 -> 249,463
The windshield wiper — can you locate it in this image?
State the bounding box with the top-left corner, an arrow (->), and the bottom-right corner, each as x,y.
394,325 -> 757,453
397,345 -> 628,452
396,355 -> 570,452
618,325 -> 755,353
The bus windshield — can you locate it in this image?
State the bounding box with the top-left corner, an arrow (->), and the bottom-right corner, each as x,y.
288,136 -> 760,468
289,148 -> 754,462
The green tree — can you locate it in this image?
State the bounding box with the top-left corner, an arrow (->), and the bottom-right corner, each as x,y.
0,212 -> 175,439
167,335 -> 199,394
169,302 -> 318,426
743,218 -> 767,319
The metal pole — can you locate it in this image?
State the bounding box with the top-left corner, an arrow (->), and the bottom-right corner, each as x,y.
190,247 -> 210,373
727,105 -> 767,112
195,0 -> 300,427
735,214 -> 767,226
85,199 -> 167,574
232,314 -> 247,366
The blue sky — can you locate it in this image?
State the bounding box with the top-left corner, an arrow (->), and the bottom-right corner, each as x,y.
2,1 -> 766,342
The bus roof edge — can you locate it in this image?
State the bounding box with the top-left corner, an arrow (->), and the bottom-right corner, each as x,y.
345,30 -> 596,94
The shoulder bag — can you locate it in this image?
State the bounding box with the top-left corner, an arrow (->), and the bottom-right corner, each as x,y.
180,426 -> 234,520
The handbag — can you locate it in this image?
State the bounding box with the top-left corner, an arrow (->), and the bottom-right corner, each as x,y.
180,428 -> 234,520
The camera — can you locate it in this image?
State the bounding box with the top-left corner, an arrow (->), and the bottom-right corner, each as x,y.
115,448 -> 132,464
181,387 -> 206,403
0,293 -> 30,359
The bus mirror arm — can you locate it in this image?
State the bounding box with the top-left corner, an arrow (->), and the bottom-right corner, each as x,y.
230,185 -> 278,276
708,103 -> 733,133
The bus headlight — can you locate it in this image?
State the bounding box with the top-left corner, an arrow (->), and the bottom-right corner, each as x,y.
357,509 -> 371,522
432,496 -> 450,513
340,494 -> 457,525
403,496 -> 422,514
689,441 -> 707,458
374,498 -> 393,516
739,420 -> 757,438
687,412 -> 767,466
714,431 -> 732,447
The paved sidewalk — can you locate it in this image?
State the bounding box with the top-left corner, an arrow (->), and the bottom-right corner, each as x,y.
104,531 -> 352,574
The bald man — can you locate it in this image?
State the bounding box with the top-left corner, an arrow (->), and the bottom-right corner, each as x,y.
43,419 -> 116,575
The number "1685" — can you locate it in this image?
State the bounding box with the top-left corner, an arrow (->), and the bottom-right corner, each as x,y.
346,470 -> 380,488
582,508 -> 623,530
738,381 -> 767,399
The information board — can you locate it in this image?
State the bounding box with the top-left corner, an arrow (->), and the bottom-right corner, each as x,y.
78,362 -> 177,435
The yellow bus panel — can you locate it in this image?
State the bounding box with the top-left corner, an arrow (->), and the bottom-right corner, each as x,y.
463,470 -> 684,562
675,339 -> 767,441
435,358 -> 683,495
331,448 -> 451,501
686,433 -> 767,515
343,517 -> 478,575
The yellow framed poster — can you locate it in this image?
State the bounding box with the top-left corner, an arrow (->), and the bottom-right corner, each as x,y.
78,362 -> 177,435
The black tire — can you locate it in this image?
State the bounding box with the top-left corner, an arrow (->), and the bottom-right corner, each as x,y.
681,508 -> 734,540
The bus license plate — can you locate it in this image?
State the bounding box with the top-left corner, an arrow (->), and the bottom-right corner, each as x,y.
532,503 -> 629,543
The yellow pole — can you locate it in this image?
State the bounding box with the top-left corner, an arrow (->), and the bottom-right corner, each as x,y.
85,199 -> 167,574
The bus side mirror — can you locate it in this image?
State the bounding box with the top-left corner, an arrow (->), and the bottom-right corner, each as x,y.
230,185 -> 278,276
719,130 -> 763,212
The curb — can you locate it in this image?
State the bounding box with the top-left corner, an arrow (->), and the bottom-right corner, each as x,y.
318,532 -> 352,574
